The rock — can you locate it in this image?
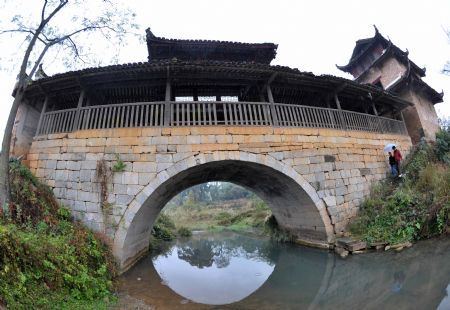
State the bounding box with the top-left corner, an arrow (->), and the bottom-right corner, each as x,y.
391,242 -> 412,249
395,247 -> 404,252
336,237 -> 367,251
334,246 -> 349,258
352,249 -> 369,254
385,245 -> 391,251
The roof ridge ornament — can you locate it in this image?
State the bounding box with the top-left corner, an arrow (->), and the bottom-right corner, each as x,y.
373,24 -> 379,34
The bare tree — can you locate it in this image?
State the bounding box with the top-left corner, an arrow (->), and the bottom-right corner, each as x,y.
0,0 -> 139,208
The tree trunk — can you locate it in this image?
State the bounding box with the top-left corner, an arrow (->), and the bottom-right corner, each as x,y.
0,87 -> 25,209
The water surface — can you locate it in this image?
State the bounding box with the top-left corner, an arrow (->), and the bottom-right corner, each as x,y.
118,232 -> 450,309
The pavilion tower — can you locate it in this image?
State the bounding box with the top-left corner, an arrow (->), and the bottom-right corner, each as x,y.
337,26 -> 444,143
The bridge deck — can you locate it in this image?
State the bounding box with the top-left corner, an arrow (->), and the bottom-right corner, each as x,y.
36,101 -> 407,136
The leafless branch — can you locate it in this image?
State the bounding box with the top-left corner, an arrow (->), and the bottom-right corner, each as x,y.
41,0 -> 49,22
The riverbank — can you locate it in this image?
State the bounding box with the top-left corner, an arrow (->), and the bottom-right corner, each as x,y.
0,160 -> 116,309
160,197 -> 271,234
340,130 -> 450,257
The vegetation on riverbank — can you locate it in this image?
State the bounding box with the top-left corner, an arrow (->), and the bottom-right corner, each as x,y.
149,183 -> 275,250
0,160 -> 116,309
163,196 -> 270,233
350,129 -> 450,245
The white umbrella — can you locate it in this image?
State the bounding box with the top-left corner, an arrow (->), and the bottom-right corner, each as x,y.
384,143 -> 397,153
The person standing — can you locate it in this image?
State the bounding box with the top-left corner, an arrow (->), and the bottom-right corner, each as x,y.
388,151 -> 397,177
392,146 -> 403,176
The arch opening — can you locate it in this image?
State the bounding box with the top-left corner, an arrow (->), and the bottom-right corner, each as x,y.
115,158 -> 333,270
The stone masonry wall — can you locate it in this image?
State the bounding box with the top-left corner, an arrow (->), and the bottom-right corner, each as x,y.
25,127 -> 412,239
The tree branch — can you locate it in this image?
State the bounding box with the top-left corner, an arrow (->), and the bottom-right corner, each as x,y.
28,44 -> 50,79
41,0 -> 49,22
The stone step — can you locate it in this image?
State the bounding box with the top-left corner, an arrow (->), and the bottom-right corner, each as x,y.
336,237 -> 367,252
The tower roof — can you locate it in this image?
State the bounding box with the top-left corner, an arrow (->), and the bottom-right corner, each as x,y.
146,28 -> 278,64
337,26 -> 426,78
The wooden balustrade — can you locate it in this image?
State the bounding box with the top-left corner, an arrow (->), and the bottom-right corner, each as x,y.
36,101 -> 408,136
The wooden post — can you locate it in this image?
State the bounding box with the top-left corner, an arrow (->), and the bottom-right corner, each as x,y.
371,101 -> 379,116
72,90 -> 85,131
193,88 -> 198,101
164,78 -> 171,127
400,111 -> 408,135
36,96 -> 48,135
334,94 -> 346,130
267,85 -> 278,126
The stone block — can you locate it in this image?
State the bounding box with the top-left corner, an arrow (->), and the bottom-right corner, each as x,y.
185,135 -> 200,144
114,184 -> 128,195
127,185 -> 143,196
310,156 -> 324,164
155,154 -> 173,163
337,238 -> 367,252
216,135 -> 233,144
156,145 -> 167,152
335,186 -> 347,196
123,172 -> 139,185
323,196 -> 337,207
55,170 -> 68,181
86,138 -> 106,147
138,173 -> 155,185
45,160 -> 57,169
201,135 -> 216,144
294,164 -> 309,174
157,163 -> 172,173
116,194 -> 134,205
167,145 -> 177,152
80,170 -> 94,182
56,161 -> 66,169
324,155 -> 336,162
133,162 -> 156,173
81,160 -> 98,170
61,153 -> 86,161
78,190 -> 99,203
68,171 -> 80,182
73,200 -> 86,212
86,202 -> 100,213
336,195 -> 345,205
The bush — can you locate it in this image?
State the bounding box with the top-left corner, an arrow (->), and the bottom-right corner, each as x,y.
0,161 -> 116,309
350,138 -> 450,244
151,214 -> 176,241
177,226 -> 192,237
435,128 -> 450,164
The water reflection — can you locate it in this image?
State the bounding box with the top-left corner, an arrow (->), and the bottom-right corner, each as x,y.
153,232 -> 277,305
118,233 -> 450,310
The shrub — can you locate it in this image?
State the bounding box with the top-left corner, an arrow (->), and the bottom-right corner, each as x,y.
435,128 -> 450,164
177,226 -> 192,237
350,138 -> 450,244
0,161 -> 116,308
151,214 -> 176,241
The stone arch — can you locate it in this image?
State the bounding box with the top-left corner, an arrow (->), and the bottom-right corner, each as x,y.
113,151 -> 334,270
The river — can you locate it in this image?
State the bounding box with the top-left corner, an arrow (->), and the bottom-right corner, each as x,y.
117,232 -> 450,309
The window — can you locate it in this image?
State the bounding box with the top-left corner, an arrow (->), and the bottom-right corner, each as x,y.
175,96 -> 194,102
198,96 -> 216,101
221,96 -> 238,102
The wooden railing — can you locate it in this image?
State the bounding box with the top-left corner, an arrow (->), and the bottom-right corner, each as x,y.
36,101 -> 408,136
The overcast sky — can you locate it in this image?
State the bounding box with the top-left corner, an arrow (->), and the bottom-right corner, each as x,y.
0,0 -> 449,139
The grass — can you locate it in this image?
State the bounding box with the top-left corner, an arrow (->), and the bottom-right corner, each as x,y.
161,197 -> 271,234
350,130 -> 450,245
0,160 -> 116,309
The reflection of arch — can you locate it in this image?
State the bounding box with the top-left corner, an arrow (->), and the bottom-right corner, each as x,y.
113,151 -> 334,269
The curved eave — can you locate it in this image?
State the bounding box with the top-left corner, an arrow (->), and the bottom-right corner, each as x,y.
337,31 -> 388,73
26,60 -> 412,110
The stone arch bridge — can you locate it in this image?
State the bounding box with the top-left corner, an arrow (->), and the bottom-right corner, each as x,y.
26,125 -> 410,270
13,30 -> 415,270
